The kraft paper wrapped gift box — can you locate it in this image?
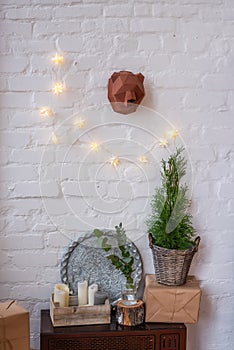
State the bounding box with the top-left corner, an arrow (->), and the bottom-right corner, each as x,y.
0,300 -> 30,350
143,274 -> 201,323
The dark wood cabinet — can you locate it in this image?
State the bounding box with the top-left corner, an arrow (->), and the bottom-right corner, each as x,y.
40,310 -> 186,350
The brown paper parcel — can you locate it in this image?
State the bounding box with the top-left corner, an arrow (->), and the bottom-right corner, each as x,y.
0,300 -> 30,350
144,275 -> 201,323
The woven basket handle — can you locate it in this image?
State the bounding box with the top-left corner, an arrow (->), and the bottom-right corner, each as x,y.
193,236 -> 201,252
148,233 -> 153,249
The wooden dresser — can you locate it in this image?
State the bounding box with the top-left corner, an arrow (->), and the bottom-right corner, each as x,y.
40,310 -> 186,350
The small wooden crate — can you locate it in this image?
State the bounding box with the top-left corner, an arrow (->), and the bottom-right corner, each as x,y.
50,294 -> 111,327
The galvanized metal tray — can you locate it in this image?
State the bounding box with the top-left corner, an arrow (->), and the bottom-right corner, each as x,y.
60,231 -> 143,304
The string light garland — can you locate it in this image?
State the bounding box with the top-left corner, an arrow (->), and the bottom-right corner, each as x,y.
38,53 -> 181,169
51,132 -> 59,145
139,155 -> 148,164
90,142 -> 100,151
52,53 -> 64,65
39,107 -> 53,117
159,139 -> 169,148
168,129 -> 179,139
52,82 -> 65,95
74,118 -> 86,129
110,157 -> 120,167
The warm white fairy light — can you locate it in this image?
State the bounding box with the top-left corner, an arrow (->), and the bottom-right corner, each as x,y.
74,118 -> 86,129
39,107 -> 53,117
51,132 -> 59,144
139,155 -> 148,163
159,139 -> 169,148
90,142 -> 100,151
167,129 -> 179,139
52,82 -> 65,95
43,54 -> 181,160
52,53 -> 64,65
110,157 -> 120,167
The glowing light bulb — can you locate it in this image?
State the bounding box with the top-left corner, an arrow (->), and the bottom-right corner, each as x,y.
168,129 -> 179,139
74,118 -> 85,129
139,155 -> 148,163
52,82 -> 65,95
110,157 -> 120,167
39,107 -> 53,117
90,142 -> 100,151
51,132 -> 59,144
51,53 -> 64,65
159,139 -> 169,148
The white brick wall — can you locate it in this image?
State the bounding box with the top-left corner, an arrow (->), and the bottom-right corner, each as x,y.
1,1 -> 234,349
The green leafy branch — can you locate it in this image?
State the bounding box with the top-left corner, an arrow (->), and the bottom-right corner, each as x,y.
94,223 -> 135,287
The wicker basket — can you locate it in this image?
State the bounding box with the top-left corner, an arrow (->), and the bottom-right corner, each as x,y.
149,234 -> 200,286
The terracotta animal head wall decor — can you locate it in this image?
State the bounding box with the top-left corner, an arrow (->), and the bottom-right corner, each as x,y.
108,71 -> 145,115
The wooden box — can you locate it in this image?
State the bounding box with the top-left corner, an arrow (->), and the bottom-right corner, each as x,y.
50,294 -> 111,327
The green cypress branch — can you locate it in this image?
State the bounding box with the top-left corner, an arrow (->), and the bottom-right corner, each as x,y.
146,147 -> 195,250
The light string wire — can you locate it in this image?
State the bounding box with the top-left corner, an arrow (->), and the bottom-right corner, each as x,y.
39,53 -> 180,164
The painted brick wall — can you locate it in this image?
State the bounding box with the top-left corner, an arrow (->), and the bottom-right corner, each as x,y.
0,0 -> 234,349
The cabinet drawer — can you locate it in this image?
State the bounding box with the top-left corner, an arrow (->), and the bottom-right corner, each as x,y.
160,334 -> 180,350
48,335 -> 154,350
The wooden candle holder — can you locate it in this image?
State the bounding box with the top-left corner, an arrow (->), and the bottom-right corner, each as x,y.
116,300 -> 145,326
50,294 -> 110,327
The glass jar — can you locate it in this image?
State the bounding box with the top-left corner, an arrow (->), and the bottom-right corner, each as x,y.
121,283 -> 137,306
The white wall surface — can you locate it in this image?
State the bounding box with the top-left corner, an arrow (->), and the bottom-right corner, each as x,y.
0,0 -> 234,349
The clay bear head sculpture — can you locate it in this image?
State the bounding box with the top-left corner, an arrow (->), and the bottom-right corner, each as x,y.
108,71 -> 145,115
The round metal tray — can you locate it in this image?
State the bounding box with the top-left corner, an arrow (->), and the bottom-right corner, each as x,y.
60,231 -> 143,304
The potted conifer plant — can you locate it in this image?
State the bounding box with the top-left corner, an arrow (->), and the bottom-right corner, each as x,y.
146,146 -> 200,286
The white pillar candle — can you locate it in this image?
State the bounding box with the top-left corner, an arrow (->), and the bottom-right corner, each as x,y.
54,284 -> 69,307
78,280 -> 88,306
88,284 -> 98,305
